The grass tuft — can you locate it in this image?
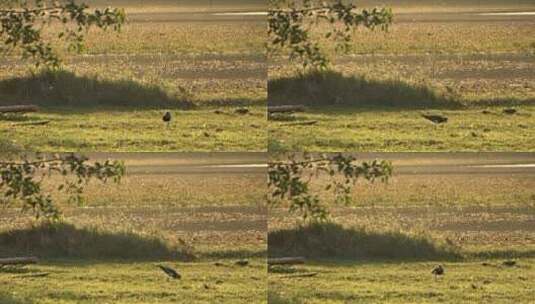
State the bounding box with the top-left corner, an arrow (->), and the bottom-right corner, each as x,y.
269,70 -> 462,109
269,222 -> 460,261
0,69 -> 194,109
0,222 -> 194,261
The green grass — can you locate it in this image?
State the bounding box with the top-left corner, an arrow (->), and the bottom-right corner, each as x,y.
1,106 -> 266,152
0,2 -> 266,152
0,219 -> 267,304
269,105 -> 535,151
0,70 -> 266,152
0,154 -> 267,303
269,205 -> 535,303
269,66 -> 535,151
268,150 -> 535,303
0,259 -> 267,304
268,258 -> 535,304
269,6 -> 535,151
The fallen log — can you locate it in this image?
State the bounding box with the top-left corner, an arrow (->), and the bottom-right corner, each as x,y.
268,257 -> 306,266
268,105 -> 306,114
280,272 -> 318,279
15,272 -> 49,278
13,120 -> 50,126
0,257 -> 39,266
0,105 -> 39,113
280,120 -> 318,127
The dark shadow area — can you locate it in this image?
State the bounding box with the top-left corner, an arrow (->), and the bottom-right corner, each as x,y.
0,222 -> 194,261
269,70 -> 463,109
0,69 -> 195,109
269,222 -> 460,261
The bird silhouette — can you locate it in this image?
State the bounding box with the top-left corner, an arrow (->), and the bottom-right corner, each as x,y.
235,108 -> 249,115
502,260 -> 516,267
235,259 -> 249,267
422,114 -> 448,124
431,265 -> 444,279
503,108 -> 517,115
157,264 -> 181,279
162,111 -> 172,127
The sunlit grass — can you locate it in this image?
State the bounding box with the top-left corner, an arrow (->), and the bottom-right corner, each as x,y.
269,105 -> 535,151
1,106 -> 267,152
269,258 -> 535,304
0,153 -> 267,303
0,3 -> 266,152
0,259 -> 267,304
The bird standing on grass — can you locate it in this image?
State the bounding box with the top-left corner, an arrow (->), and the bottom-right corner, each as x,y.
157,264 -> 181,279
235,259 -> 249,267
503,108 -> 517,115
502,260 -> 516,267
422,114 -> 448,124
431,265 -> 444,279
162,111 -> 172,127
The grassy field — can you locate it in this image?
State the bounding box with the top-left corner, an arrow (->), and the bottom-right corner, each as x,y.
1,259 -> 266,304
268,104 -> 535,151
268,153 -> 535,303
269,257 -> 535,303
0,1 -> 266,152
0,154 -> 267,304
1,105 -> 266,152
269,2 -> 535,152
269,206 -> 535,304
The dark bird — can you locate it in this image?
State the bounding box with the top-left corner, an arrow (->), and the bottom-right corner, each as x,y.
503,108 -> 517,115
162,111 -> 172,127
235,108 -> 250,115
431,265 -> 444,279
157,264 -> 181,279
422,114 -> 448,124
502,260 -> 516,267
235,259 -> 249,267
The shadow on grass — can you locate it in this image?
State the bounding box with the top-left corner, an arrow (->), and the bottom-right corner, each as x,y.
269,222 -> 460,261
0,222 -> 194,262
0,69 -> 195,109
